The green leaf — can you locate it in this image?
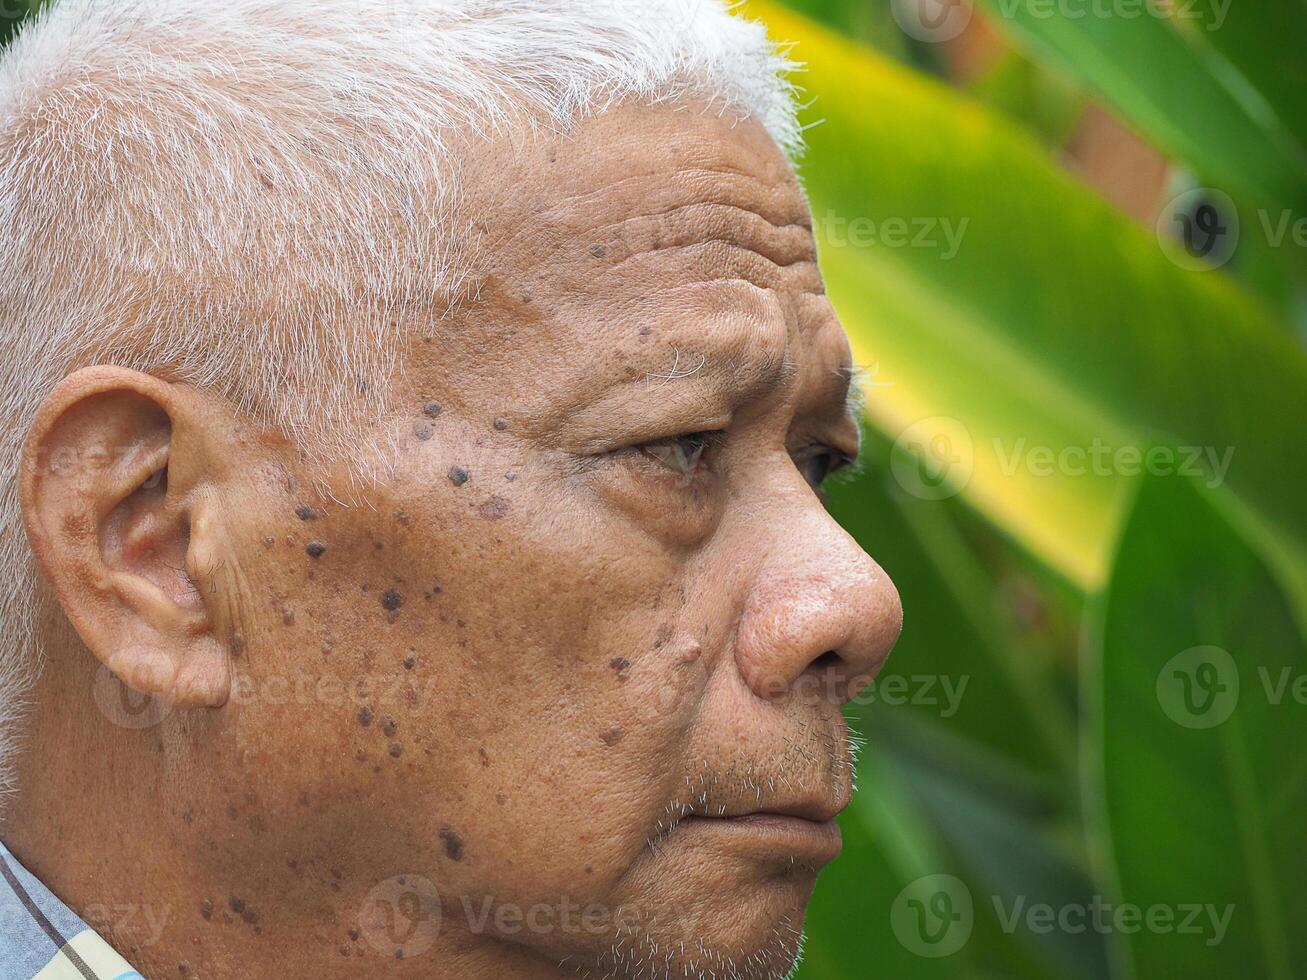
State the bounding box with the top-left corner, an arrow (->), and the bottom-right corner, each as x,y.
879,717 -> 1110,980
747,4 -> 1307,607
1181,0 -> 1307,162
973,0 -> 1307,212
967,49 -> 1087,150
1090,474 -> 1307,977
799,748 -> 1067,979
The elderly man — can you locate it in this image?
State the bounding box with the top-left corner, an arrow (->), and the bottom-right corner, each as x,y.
0,0 -> 902,977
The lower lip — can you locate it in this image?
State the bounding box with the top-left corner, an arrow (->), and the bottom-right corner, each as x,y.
680,813 -> 843,863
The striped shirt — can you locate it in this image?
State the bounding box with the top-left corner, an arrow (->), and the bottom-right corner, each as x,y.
0,842 -> 143,980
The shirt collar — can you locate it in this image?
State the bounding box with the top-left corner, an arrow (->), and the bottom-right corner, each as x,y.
0,841 -> 143,980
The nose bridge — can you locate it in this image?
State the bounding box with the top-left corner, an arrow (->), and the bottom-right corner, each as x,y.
733,487 -> 902,703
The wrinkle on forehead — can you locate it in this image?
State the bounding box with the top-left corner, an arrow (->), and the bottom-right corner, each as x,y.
459,100 -> 809,273
437,101 -> 856,429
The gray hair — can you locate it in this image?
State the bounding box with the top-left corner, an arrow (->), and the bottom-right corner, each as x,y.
0,0 -> 801,794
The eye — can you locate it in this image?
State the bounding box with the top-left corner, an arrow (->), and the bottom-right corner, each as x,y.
793,444 -> 853,490
637,431 -> 719,476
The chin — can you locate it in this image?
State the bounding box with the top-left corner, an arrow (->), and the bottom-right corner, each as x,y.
578,907 -> 809,980
570,864 -> 816,980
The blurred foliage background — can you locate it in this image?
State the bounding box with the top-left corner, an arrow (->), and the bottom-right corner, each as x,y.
734,0 -> 1307,977
2,0 -> 1303,976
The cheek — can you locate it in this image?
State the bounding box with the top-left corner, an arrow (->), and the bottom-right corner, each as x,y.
249,458 -> 712,897
581,465 -> 721,549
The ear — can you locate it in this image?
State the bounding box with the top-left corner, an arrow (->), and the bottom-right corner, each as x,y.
20,366 -> 234,708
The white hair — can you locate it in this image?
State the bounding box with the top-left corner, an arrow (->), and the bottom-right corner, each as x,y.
0,0 -> 801,795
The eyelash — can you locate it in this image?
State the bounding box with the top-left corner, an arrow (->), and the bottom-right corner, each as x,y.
628,431 -> 852,490
634,431 -> 724,477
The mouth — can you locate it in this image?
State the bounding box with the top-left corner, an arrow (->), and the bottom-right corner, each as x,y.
662,792 -> 847,866
678,810 -> 844,865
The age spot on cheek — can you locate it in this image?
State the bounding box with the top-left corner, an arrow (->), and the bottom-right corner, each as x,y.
439,828 -> 465,861
478,495 -> 510,520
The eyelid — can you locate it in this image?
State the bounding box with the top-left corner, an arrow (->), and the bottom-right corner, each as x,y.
792,442 -> 856,489
567,412 -> 734,457
635,430 -> 725,471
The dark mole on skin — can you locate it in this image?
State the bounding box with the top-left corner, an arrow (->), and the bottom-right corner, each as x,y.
305,541 -> 326,558
610,657 -> 631,679
439,828 -> 465,861
422,400 -> 442,418
381,716 -> 397,737
381,588 -> 403,612
200,899 -> 213,920
403,653 -> 416,670
282,608 -> 295,626
413,421 -> 433,441
493,417 -> 508,430
357,706 -> 373,726
388,742 -> 403,758
600,726 -> 625,746
295,505 -> 317,520
448,465 -> 470,486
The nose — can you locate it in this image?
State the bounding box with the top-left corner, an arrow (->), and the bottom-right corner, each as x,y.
733,508 -> 902,705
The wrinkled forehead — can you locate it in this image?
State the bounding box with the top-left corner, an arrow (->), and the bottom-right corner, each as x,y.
426,101 -> 851,423
463,99 -> 810,282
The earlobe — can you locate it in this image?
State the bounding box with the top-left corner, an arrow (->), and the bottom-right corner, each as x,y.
20,366 -> 233,708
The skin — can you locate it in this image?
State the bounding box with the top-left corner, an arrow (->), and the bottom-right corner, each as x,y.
2,100 -> 901,980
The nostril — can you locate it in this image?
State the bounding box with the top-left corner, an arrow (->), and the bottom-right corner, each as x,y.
811,650 -> 842,671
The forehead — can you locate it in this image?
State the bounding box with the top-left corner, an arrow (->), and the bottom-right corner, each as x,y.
423,101 -> 852,421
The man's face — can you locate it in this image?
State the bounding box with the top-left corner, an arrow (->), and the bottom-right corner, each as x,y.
197,102 -> 901,978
